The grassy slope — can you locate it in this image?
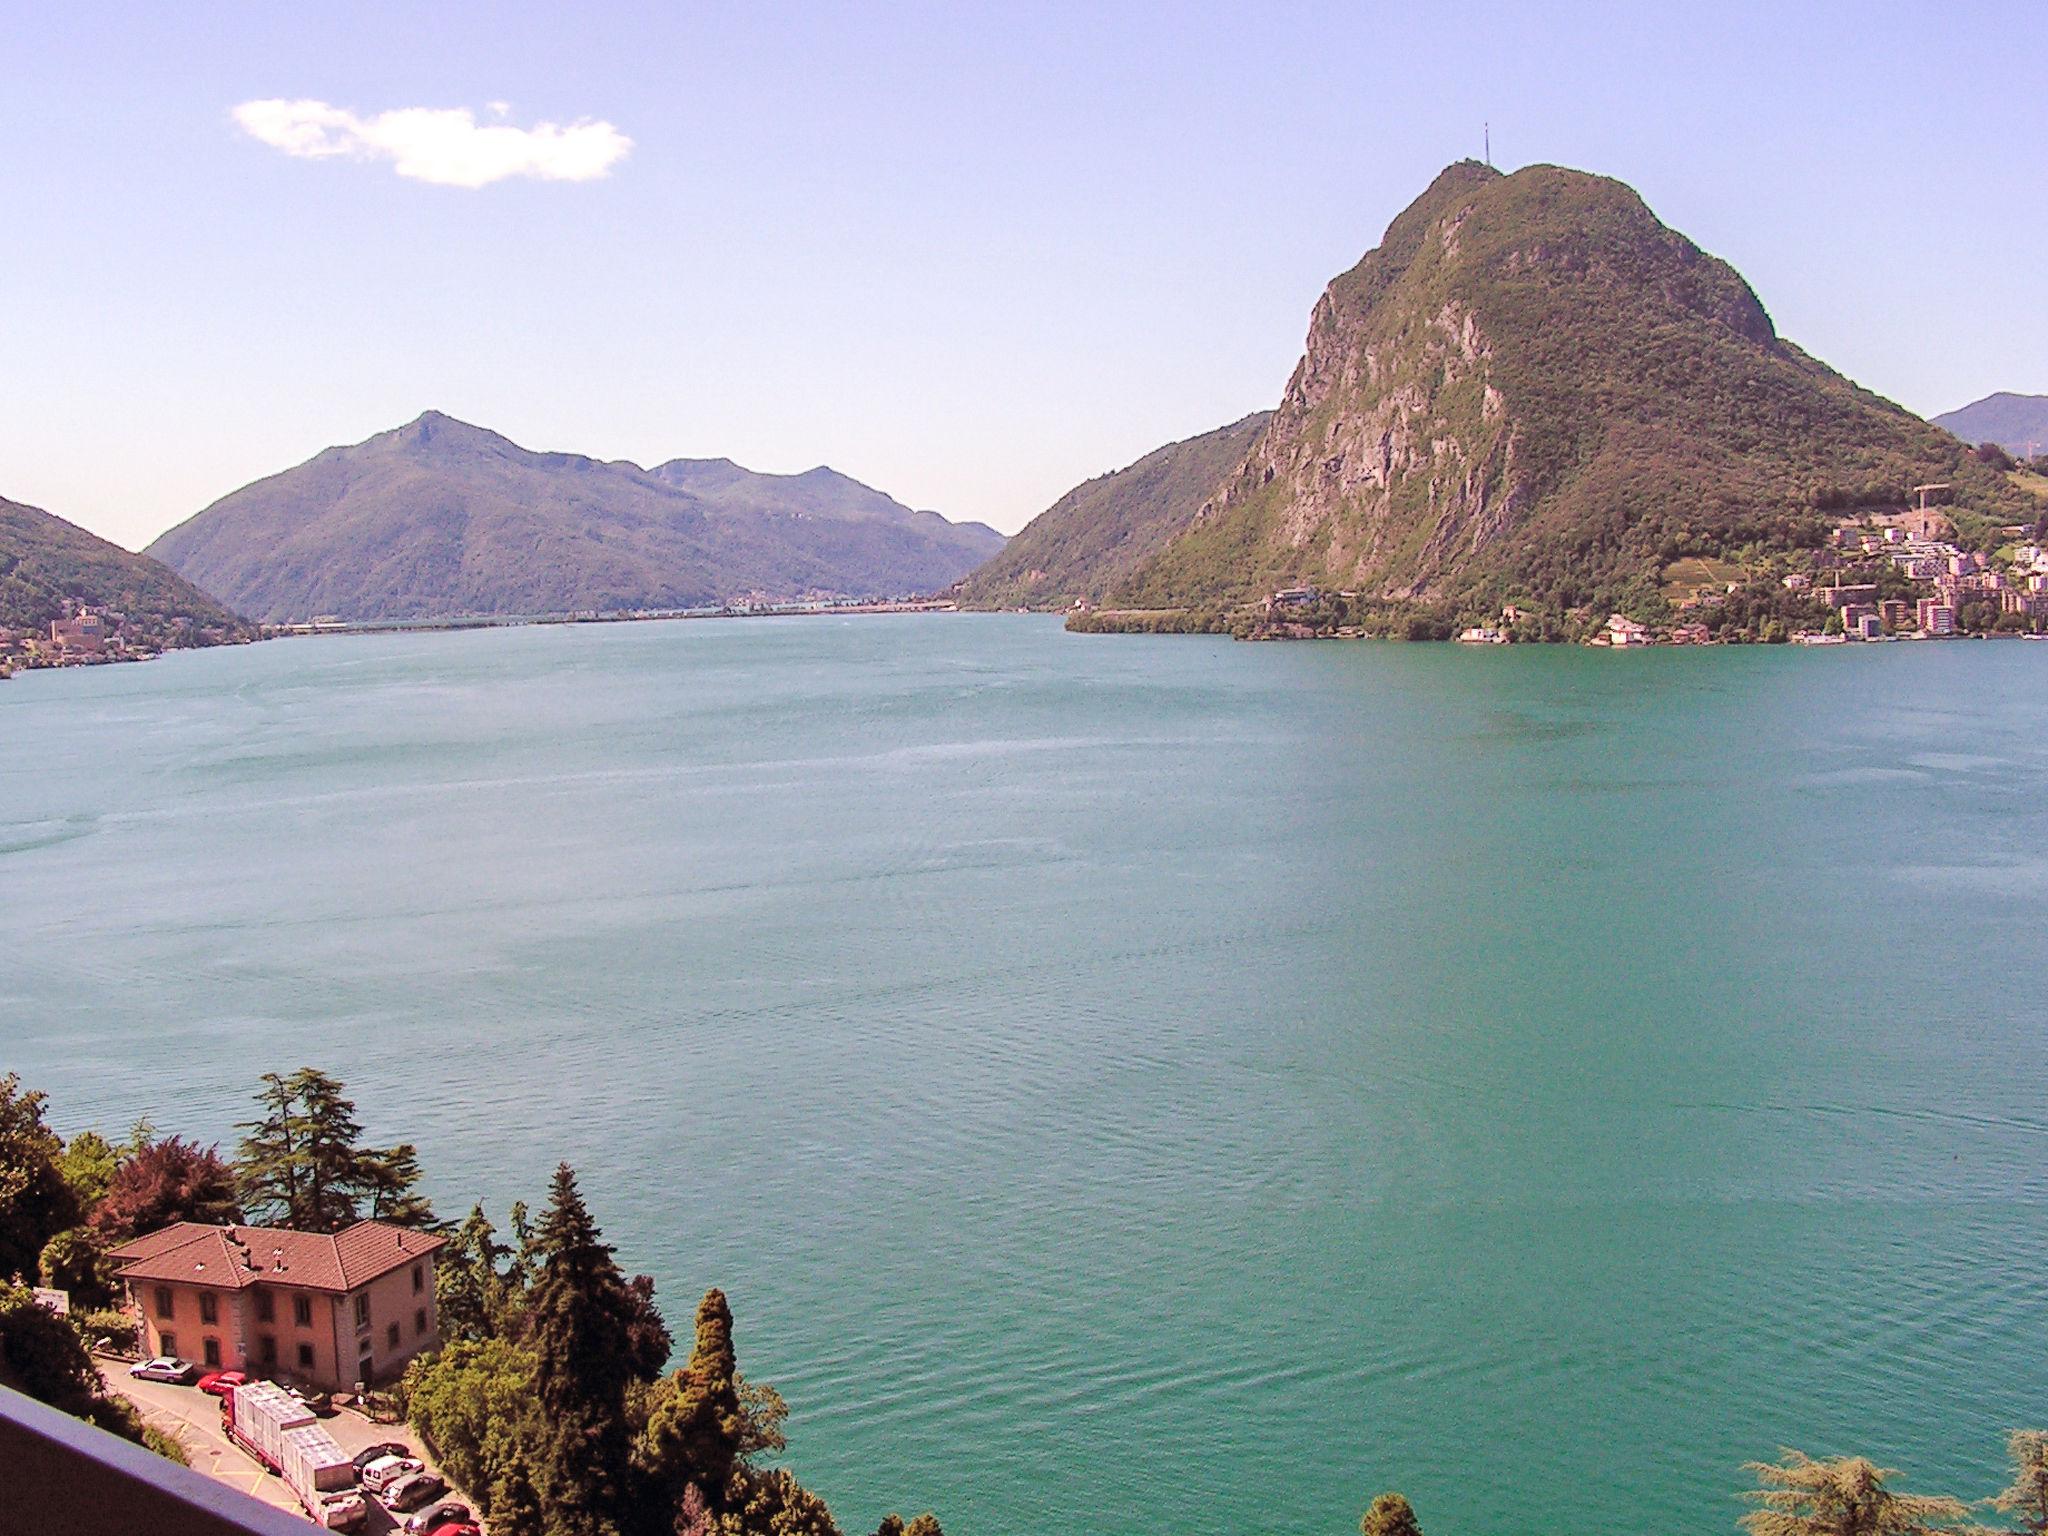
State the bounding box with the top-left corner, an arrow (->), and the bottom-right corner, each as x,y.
149,414 -> 1004,623
1120,162 -> 2028,619
0,496 -> 247,637
955,413 -> 1271,609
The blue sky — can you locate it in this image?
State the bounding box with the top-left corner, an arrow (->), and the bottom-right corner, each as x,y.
3,0 -> 2042,548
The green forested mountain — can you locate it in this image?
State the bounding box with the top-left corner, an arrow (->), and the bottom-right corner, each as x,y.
1933,393 -> 2048,455
146,413 -> 1005,623
953,413 -> 1270,609
1104,162 -> 2028,619
0,496 -> 247,640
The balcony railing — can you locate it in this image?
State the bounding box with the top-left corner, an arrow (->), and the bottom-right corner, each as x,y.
0,1383 -> 314,1536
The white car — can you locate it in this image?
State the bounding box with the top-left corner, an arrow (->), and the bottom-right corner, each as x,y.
361,1454 -> 426,1494
127,1356 -> 197,1383
404,1503 -> 472,1535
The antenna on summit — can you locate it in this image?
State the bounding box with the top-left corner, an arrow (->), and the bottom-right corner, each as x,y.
1484,122 -> 1492,167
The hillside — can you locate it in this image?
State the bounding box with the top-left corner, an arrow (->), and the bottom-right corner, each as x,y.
0,496 -> 248,642
1934,393 -> 2048,455
147,414 -> 1005,623
1111,161 -> 2029,622
953,413 -> 1271,609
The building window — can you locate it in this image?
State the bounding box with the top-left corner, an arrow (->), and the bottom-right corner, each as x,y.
297,1342 -> 314,1370
293,1295 -> 312,1328
259,1335 -> 277,1366
198,1292 -> 218,1325
412,1264 -> 423,1294
202,1338 -> 221,1367
414,1308 -> 427,1337
255,1292 -> 274,1323
159,1332 -> 177,1357
353,1295 -> 371,1329
386,1321 -> 400,1350
153,1287 -> 174,1319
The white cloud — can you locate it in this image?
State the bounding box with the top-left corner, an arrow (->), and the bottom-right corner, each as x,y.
231,99 -> 632,188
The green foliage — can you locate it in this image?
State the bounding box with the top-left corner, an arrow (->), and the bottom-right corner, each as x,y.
143,1425 -> 190,1464
38,1227 -> 116,1310
530,1163 -> 638,1536
1361,1492 -> 1423,1536
712,1468 -> 841,1536
236,1068 -> 432,1233
402,1335 -> 546,1520
0,1282 -> 142,1441
1992,1430 -> 2048,1535
89,1134 -> 242,1244
437,1204 -> 515,1344
72,1306 -> 138,1353
1106,162 -> 2033,627
0,1073 -> 80,1282
0,496 -> 247,639
57,1131 -> 119,1210
958,414 -> 1271,610
1741,1451 -> 1973,1536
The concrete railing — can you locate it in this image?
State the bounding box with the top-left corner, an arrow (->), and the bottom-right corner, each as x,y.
0,1383 -> 313,1536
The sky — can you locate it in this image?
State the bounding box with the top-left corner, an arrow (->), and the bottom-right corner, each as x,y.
2,1 -> 2043,550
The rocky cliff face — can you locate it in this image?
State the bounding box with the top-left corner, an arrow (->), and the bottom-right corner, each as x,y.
1119,161 -> 2017,616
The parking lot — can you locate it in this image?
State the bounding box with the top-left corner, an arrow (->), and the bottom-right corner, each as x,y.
99,1362 -> 469,1531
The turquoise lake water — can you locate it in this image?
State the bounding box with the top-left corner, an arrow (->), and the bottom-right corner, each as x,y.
4,615 -> 2046,1534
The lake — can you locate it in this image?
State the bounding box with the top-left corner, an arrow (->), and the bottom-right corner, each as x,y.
4,615 -> 2046,1535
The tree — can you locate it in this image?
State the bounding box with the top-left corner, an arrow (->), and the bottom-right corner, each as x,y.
89,1136 -> 242,1244
643,1288 -> 745,1508
401,1335 -> 542,1513
711,1468 -> 840,1536
1741,1451 -> 1974,1536
236,1069 -> 432,1232
437,1204 -> 513,1344
902,1518 -> 942,1536
0,1282 -> 141,1441
1361,1493 -> 1423,1536
38,1227 -> 117,1310
1992,1431 -> 2048,1536
57,1131 -> 119,1210
0,1074 -> 80,1281
529,1164 -> 638,1536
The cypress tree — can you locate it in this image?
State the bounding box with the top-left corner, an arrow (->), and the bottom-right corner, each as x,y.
643,1288 -> 745,1504
529,1163 -> 637,1536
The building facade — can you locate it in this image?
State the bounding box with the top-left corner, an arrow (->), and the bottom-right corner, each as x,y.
110,1220 -> 445,1392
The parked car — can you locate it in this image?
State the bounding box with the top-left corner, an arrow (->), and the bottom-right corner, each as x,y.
128,1357 -> 197,1384
382,1471 -> 448,1511
351,1441 -> 412,1474
403,1503 -> 471,1535
196,1369 -> 248,1398
421,1524 -> 480,1536
361,1454 -> 426,1494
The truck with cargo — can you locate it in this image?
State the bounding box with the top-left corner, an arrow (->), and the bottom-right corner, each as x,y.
221,1381 -> 366,1531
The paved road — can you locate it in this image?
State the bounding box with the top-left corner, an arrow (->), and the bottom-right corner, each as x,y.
98,1363 -> 467,1531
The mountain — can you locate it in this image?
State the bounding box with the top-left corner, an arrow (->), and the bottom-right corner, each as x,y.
0,496 -> 248,640
1933,393 -> 2048,455
1100,161 -> 2027,620
146,413 -> 1006,623
952,413 -> 1271,610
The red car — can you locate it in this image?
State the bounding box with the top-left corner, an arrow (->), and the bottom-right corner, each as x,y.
422,1524 -> 480,1536
196,1369 -> 248,1398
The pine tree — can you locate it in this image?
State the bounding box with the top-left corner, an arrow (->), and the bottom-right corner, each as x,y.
437,1204 -> 511,1343
1361,1493 -> 1423,1536
1993,1431 -> 2048,1536
236,1069 -> 431,1232
488,1447 -> 547,1536
529,1164 -> 637,1536
1741,1452 -> 1973,1536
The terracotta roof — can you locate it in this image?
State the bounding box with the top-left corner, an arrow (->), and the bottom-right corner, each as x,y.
112,1220 -> 445,1293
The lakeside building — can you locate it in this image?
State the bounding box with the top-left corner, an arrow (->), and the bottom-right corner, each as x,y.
1915,598 -> 1957,636
109,1220 -> 445,1391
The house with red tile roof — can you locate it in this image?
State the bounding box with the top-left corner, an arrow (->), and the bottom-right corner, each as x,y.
108,1220 -> 446,1391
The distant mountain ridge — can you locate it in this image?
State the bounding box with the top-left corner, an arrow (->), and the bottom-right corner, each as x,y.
1934,393 -> 2048,455
1,496 -> 248,641
954,413 -> 1271,609
146,413 -> 1005,624
1009,161 -> 2027,624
